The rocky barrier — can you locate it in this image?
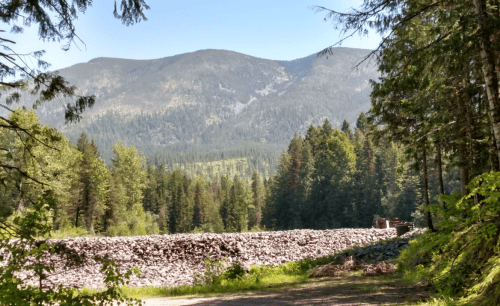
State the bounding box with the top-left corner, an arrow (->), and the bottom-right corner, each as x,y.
9,228 -> 410,289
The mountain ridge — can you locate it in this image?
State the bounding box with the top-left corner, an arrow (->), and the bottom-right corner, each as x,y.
7,47 -> 379,170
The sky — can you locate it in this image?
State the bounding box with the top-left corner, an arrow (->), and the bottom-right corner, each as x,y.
6,0 -> 382,72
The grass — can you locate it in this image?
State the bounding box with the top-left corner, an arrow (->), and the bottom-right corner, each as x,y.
77,249 -> 431,305
77,258 -> 319,299
109,269 -> 432,305
117,261 -> 312,299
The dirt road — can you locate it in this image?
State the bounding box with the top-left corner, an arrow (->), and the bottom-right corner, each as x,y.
141,274 -> 430,306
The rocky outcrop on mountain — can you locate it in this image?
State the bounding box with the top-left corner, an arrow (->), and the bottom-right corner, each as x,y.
11,228 -> 401,289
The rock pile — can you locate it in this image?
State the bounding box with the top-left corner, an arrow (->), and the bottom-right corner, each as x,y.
346,237 -> 411,262
338,228 -> 426,263
308,228 -> 427,278
11,228 -> 403,289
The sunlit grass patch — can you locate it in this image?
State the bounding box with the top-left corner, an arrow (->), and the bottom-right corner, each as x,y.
118,265 -> 310,299
76,259 -> 312,300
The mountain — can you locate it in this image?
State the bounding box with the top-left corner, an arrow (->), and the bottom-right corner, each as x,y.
8,47 -> 379,172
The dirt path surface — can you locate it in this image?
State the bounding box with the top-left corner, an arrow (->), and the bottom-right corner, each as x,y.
141,274 -> 430,306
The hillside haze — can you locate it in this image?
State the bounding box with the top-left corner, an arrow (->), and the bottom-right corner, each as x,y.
14,47 -> 379,171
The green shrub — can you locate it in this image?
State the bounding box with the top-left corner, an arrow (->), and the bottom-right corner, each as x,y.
297,256 -> 314,272
107,221 -> 131,237
48,225 -> 93,239
221,260 -> 247,280
192,254 -> 229,286
247,226 -> 266,232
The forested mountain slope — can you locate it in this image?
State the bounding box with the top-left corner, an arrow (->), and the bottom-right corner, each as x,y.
7,48 -> 378,165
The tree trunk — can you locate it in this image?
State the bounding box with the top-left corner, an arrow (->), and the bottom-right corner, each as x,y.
83,182 -> 95,234
457,88 -> 470,195
473,0 -> 500,163
422,147 -> 435,231
464,65 -> 480,178
16,181 -> 24,213
435,140 -> 445,195
457,141 -> 469,196
490,123 -> 500,171
75,205 -> 80,228
85,202 -> 95,235
435,140 -> 447,210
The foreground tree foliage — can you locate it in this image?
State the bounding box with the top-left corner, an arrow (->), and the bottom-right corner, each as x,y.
0,111 -> 143,306
313,0 -> 500,303
398,172 -> 500,305
0,1 -> 150,305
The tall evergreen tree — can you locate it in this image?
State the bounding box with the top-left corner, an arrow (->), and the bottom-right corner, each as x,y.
192,179 -> 205,229
297,141 -> 315,228
356,113 -> 368,134
322,119 -> 334,136
168,170 -> 193,234
341,119 -> 352,138
73,133 -> 109,234
249,171 -> 264,229
286,134 -> 304,229
106,142 -> 158,236
223,175 -> 251,232
269,151 -> 292,229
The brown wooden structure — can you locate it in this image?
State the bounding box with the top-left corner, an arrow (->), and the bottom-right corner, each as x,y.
374,217 -> 408,229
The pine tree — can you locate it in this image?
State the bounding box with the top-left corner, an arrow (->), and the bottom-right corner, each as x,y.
322,119 -> 334,136
223,175 -> 251,232
341,119 -> 352,138
324,129 -> 356,228
297,141 -> 315,228
356,113 -> 368,134
270,151 -> 292,229
249,171 -> 264,229
261,177 -> 276,230
192,180 -> 205,229
219,174 -> 232,231
354,136 -> 381,227
168,170 -> 193,233
106,142 -> 158,236
73,133 -> 109,234
287,134 -> 304,229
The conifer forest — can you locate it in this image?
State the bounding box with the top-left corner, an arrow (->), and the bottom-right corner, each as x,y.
2,0 -> 500,305
0,110 -> 442,237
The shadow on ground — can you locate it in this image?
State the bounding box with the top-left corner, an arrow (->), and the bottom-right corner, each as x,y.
143,275 -> 430,306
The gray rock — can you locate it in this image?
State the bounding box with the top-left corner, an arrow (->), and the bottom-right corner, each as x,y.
10,228 -> 403,289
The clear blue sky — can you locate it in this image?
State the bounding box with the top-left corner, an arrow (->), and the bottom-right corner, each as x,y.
8,0 -> 382,72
